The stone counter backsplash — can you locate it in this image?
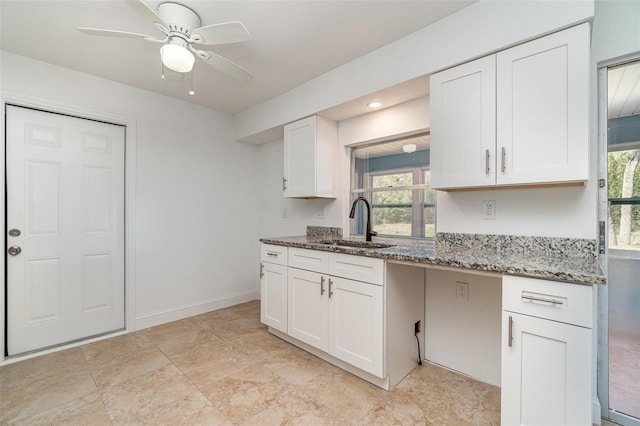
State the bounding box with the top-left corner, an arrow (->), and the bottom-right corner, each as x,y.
435,232 -> 597,259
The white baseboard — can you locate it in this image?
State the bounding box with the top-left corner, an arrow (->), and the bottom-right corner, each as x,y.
592,397 -> 602,425
135,289 -> 260,331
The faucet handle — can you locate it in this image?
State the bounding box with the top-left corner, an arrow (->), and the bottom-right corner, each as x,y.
370,231 -> 378,237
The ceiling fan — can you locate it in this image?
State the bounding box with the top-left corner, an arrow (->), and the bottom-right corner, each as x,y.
77,0 -> 253,82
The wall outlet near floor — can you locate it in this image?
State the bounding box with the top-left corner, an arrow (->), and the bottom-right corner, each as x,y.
481,200 -> 496,220
456,281 -> 469,301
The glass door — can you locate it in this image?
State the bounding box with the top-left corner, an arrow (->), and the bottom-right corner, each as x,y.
603,58 -> 640,426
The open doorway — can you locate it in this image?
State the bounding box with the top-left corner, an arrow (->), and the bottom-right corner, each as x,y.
602,58 -> 640,426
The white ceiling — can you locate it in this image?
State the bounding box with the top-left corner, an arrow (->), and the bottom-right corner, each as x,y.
608,60 -> 640,119
0,0 -> 473,117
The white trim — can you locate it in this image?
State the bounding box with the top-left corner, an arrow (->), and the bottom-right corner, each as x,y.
134,289 -> 259,330
597,52 -> 640,426
0,90 -> 137,363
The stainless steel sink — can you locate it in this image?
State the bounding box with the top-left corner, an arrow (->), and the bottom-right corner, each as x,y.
316,239 -> 395,249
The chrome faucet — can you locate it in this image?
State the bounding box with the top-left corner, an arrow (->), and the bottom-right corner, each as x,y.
349,196 -> 377,242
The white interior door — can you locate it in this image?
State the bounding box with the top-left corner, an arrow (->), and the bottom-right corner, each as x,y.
6,105 -> 125,356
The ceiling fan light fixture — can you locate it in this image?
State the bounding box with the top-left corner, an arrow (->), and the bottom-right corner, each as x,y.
160,44 -> 195,73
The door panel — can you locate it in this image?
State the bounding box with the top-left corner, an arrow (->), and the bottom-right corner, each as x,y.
287,268 -> 328,351
6,105 -> 125,355
25,257 -> 61,322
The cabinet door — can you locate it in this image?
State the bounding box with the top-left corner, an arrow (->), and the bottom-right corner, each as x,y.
260,262 -> 288,333
287,268 -> 328,351
328,277 -> 384,377
430,55 -> 496,189
497,23 -> 589,185
284,116 -> 317,198
501,312 -> 592,426
283,116 -> 337,198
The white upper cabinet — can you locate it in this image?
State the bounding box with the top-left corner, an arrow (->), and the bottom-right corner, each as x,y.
430,55 -> 496,188
430,23 -> 590,190
283,115 -> 337,198
497,24 -> 590,185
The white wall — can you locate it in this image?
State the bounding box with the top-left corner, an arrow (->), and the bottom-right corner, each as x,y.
251,0 -> 601,242
256,97 -> 430,239
256,138 -> 342,239
0,52 -> 262,340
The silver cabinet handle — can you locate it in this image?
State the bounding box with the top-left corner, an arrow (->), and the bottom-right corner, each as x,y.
485,149 -> 490,174
266,252 -> 278,257
282,177 -> 287,191
328,279 -> 334,298
521,295 -> 564,306
508,315 -> 513,348
259,263 -> 264,278
501,147 -> 506,173
320,276 -> 325,295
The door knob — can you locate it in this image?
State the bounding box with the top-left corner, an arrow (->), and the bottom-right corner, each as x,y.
8,228 -> 21,237
8,246 -> 22,256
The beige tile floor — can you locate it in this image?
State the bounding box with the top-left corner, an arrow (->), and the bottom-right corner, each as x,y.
0,300 -> 501,425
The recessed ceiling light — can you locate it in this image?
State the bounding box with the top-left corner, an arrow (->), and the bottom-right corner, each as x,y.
368,101 -> 382,108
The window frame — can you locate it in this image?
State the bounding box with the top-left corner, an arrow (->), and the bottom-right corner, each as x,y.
349,133 -> 435,240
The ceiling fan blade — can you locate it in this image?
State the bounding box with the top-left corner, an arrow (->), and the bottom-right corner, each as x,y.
197,50 -> 254,82
190,22 -> 252,45
76,27 -> 162,41
124,0 -> 166,27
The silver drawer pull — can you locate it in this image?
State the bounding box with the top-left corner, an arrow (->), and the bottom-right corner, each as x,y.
521,295 -> 564,305
320,276 -> 325,295
266,252 -> 279,257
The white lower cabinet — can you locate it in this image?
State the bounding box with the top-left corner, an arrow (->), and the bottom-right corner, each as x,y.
328,276 -> 383,377
260,246 -> 386,380
287,268 -> 329,351
260,244 -> 288,333
501,275 -> 592,426
287,270 -> 384,377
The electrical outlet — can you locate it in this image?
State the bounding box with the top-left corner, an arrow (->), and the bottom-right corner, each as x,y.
456,281 -> 469,301
481,200 -> 496,220
414,320 -> 421,334
315,207 -> 325,219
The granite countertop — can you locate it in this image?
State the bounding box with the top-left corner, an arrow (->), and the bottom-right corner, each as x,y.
260,233 -> 606,285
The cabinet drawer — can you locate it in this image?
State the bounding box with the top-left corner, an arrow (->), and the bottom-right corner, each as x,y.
261,244 -> 288,265
289,247 -> 329,273
503,275 -> 592,328
329,253 -> 384,285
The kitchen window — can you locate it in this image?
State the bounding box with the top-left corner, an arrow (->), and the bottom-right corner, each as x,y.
350,133 -> 435,239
